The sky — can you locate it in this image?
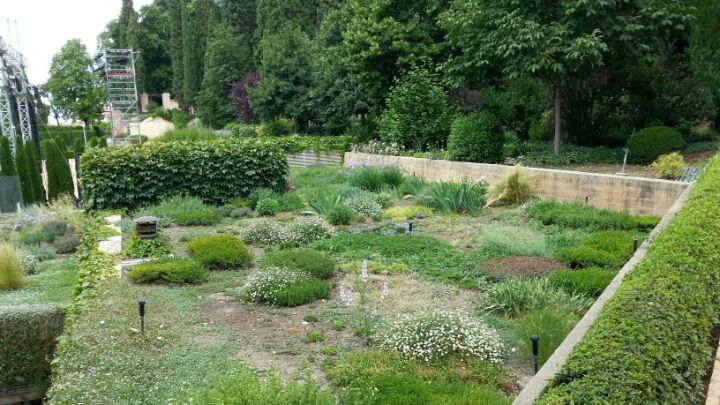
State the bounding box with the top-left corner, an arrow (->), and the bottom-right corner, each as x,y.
2,0 -> 153,85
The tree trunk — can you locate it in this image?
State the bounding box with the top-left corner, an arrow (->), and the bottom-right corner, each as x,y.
554,83 -> 562,156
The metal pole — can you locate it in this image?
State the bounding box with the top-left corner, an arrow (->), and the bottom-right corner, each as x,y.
138,300 -> 146,335
633,236 -> 639,252
532,335 -> 540,374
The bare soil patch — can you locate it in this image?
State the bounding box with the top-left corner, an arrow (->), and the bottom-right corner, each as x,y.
480,256 -> 568,279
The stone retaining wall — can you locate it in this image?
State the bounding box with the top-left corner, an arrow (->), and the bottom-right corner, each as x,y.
344,152 -> 689,216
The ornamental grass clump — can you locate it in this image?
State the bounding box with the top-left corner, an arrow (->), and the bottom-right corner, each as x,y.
376,311 -> 506,363
424,179 -> 487,213
243,266 -> 330,307
260,248 -> 335,279
0,242 -> 24,290
187,235 -> 253,269
486,277 -> 593,318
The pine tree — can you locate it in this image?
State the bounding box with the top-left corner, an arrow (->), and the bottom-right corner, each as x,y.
24,141 -> 45,203
0,137 -> 16,176
197,27 -> 253,128
14,136 -> 33,204
181,0 -> 217,108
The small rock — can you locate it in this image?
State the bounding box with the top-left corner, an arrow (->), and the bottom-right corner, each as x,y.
130,327 -> 139,333
415,212 -> 426,219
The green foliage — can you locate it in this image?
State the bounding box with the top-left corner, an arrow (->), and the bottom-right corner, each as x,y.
303,331 -> 325,343
181,0 -> 217,107
197,27 -> 253,128
384,205 -> 433,221
258,118 -> 294,137
13,137 -> 34,204
486,277 -> 592,318
175,210 -> 222,226
486,168 -> 536,207
24,141 -> 45,203
244,266 -> 330,307
512,309 -> 579,367
128,258 -> 208,284
328,204 -> 354,225
260,248 -> 335,279
398,176 -> 428,197
527,200 -> 655,231
53,233 -> 81,254
548,268 -> 616,297
556,231 -> 638,268
153,128 -> 219,143
0,243 -> 24,291
0,136 -> 17,177
424,180 -> 487,214
192,366 -> 334,404
448,112 -> 504,163
538,159 -> 720,404
247,188 -> 275,209
378,70 -> 451,150
303,314 -> 319,323
19,220 -> 67,245
345,193 -> 382,217
42,139 -> 74,201
349,166 -> 404,192
256,198 -> 280,216
136,195 -> 218,227
225,123 -> 258,137
81,139 -> 288,212
521,143 -> 625,166
46,39 -> 106,124
627,126 -> 686,164
187,235 -> 253,270
123,234 -> 173,259
241,217 -> 335,246
650,152 -> 687,179
307,191 -> 343,216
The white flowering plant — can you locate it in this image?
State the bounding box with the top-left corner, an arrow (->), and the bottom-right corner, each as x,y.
375,311 -> 506,363
241,217 -> 335,246
288,216 -> 335,245
242,267 -> 311,304
345,194 -> 382,217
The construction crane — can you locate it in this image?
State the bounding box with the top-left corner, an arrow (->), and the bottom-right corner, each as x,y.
0,34 -> 39,154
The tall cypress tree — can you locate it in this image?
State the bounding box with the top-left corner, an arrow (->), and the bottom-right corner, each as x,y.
181,0 -> 217,108
0,137 -> 16,176
43,139 -> 74,201
14,136 -> 33,204
24,141 -> 45,203
169,0 -> 187,104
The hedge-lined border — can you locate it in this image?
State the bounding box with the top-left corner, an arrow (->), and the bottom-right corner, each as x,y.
260,135 -> 353,154
535,157 -> 720,404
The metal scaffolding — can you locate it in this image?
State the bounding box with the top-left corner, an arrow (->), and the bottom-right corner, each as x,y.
96,49 -> 141,145
0,34 -> 38,153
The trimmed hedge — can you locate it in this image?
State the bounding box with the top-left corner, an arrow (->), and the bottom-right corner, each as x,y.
260,135 -> 352,154
538,157 -> 720,403
0,307 -> 65,389
627,126 -> 685,164
80,139 -> 288,212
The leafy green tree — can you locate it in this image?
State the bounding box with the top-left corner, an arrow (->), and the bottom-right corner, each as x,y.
116,0 -> 138,47
689,0 -> 720,128
24,141 -> 45,203
138,4 -> 173,97
46,40 -> 106,128
197,27 -> 253,128
441,0 -> 690,154
309,6 -> 368,134
42,139 -> 74,201
0,137 -> 16,176
343,0 -> 451,113
377,70 -> 452,150
250,27 -> 313,130
182,0 -> 218,108
169,0 -> 188,104
220,0 -> 257,55
13,137 -> 33,203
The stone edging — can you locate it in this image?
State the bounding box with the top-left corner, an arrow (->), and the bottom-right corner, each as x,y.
512,181 -> 696,404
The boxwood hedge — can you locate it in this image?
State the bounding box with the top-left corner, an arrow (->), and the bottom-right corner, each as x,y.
538,157 -> 720,404
80,139 -> 288,212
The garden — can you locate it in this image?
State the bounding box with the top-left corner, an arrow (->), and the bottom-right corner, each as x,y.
0,129 -> 672,404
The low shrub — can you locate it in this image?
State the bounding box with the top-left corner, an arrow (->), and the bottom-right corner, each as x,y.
548,267 -> 616,297
556,230 -> 638,268
627,126 -> 685,164
424,179 -> 487,213
526,200 -> 653,231
152,128 -> 218,143
256,198 -> 280,216
538,158 -> 720,404
243,267 -> 330,306
242,217 -> 335,246
53,232 -> 80,254
225,123 -> 258,137
18,220 -> 68,246
513,309 -> 579,367
187,235 -> 253,269
174,209 -> 221,226
289,216 -> 336,245
275,193 -> 304,212
136,195 -> 219,227
448,112 -> 504,163
328,205 -> 354,225
260,248 -> 335,279
17,247 -> 41,275
522,143 -> 625,166
0,243 -> 24,290
19,245 -> 55,262
486,167 -> 536,207
345,193 -> 382,217
376,311 -> 506,363
241,219 -> 290,245
486,277 -> 593,317
247,188 -> 275,210
128,258 -> 208,284
123,234 -> 173,258
258,118 -> 293,137
384,205 -> 433,221
192,366 -> 334,404
650,152 -> 687,179
230,207 -> 253,219
81,139 -> 288,211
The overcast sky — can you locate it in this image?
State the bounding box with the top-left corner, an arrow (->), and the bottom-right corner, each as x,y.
2,0 -> 153,85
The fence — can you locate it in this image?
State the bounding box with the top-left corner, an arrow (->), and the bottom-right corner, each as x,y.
287,151 -> 343,167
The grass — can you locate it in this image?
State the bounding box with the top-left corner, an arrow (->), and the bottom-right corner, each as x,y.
0,258 -> 75,308
474,224 -> 550,258
512,309 -> 580,367
49,272 -> 244,404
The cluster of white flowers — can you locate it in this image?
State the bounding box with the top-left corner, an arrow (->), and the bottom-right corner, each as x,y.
241,217 -> 335,245
351,140 -> 403,156
17,247 -> 40,275
243,266 -> 311,304
376,310 -> 506,363
345,194 -> 382,217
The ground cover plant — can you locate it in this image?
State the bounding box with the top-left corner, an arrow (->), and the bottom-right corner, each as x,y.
260,248 -> 335,279
556,230 -> 639,268
243,267 -> 330,307
527,199 -> 659,231
187,235 -> 253,269
128,259 -> 208,284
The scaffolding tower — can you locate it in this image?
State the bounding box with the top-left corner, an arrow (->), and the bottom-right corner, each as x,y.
0,34 -> 38,153
96,49 -> 141,146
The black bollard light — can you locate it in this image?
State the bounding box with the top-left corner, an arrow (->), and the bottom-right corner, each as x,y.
633,236 -> 639,252
138,300 -> 146,335
532,335 -> 540,374
408,221 -> 413,235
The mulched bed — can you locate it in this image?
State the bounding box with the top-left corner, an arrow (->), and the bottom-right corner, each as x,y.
480,256 -> 568,279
